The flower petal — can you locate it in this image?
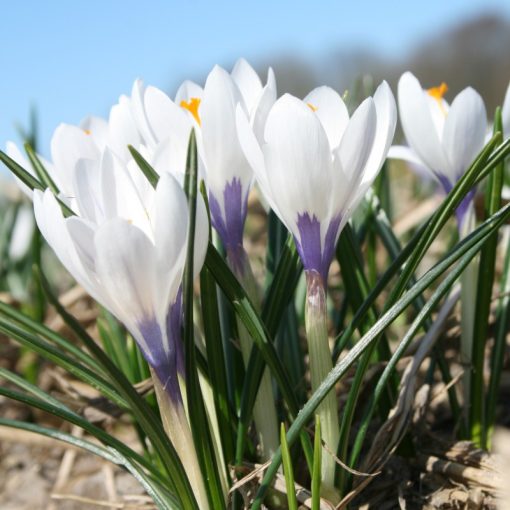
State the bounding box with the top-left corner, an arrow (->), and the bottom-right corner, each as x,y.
501,81 -> 510,138
108,96 -> 141,161
303,86 -> 349,150
175,80 -> 203,105
143,85 -> 191,144
360,80 -> 397,187
50,124 -> 99,195
262,94 -> 332,233
94,218 -> 159,334
442,87 -> 487,181
388,145 -> 436,182
231,58 -> 263,114
200,65 -> 252,199
398,72 -> 449,175
251,67 -> 277,142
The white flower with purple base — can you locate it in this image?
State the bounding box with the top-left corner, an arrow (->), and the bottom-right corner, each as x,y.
237,81 -> 396,491
237,82 -> 396,284
388,72 -> 487,229
177,59 -> 276,273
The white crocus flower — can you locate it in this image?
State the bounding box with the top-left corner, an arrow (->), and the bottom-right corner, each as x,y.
237,82 -> 396,284
176,59 -> 276,271
237,82 -> 396,491
34,150 -> 207,385
33,150 -> 210,507
388,72 -> 487,228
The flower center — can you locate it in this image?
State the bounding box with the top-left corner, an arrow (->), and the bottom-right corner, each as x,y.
307,102 -> 318,112
427,82 -> 448,115
83,129 -> 91,135
180,97 -> 201,125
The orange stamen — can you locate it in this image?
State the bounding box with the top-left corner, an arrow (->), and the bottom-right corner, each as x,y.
180,97 -> 201,125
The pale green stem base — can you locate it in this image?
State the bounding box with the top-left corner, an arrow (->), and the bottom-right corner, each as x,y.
228,249 -> 280,460
459,204 -> 478,423
198,366 -> 229,498
305,271 -> 340,497
151,370 -> 210,510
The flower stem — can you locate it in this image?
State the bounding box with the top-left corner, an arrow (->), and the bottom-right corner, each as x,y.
305,270 -> 340,498
151,369 -> 210,510
459,203 -> 478,430
227,246 -> 280,459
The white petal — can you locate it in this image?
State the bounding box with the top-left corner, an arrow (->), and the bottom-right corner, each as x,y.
143,85 -> 192,144
337,98 -> 376,185
501,81 -> 510,138
94,219 -> 159,328
200,65 -> 253,199
388,145 -> 436,182
231,58 -> 263,113
398,72 -> 449,175
360,80 -> 397,187
175,80 -> 203,105
130,79 -> 157,147
100,149 -> 153,236
442,87 -> 487,181
251,67 -> 277,142
153,173 -> 188,275
262,94 -> 332,232
33,190 -> 101,303
73,158 -> 103,223
109,99 -> 141,161
80,116 -> 109,151
303,86 -> 349,150
50,124 -> 99,195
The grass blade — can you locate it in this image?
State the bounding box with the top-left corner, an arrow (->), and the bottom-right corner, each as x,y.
183,130 -> 225,509
470,107 -> 505,447
280,423 -> 298,510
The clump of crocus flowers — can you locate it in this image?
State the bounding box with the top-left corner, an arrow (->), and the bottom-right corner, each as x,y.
3,59 -> 509,507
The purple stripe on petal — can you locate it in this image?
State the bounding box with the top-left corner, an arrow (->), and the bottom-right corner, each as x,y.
295,213 -> 322,277
209,177 -> 248,251
138,317 -> 182,404
295,212 -> 342,283
167,287 -> 185,378
437,175 -> 476,231
455,190 -> 476,230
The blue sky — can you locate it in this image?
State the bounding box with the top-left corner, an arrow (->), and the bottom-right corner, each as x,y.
1,0 -> 509,156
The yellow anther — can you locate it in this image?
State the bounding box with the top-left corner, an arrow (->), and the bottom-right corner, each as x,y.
427,82 -> 448,100
83,129 -> 91,135
180,97 -> 201,125
307,102 -> 318,112
427,82 -> 448,115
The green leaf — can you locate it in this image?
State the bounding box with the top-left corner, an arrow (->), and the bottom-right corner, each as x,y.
128,145 -> 160,188
470,107 -> 505,447
0,317 -> 127,408
183,130 -> 226,510
0,300 -> 103,372
24,143 -> 59,194
0,149 -> 43,191
280,423 -> 298,510
0,366 -> 69,411
311,415 -> 322,510
201,264 -> 236,467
